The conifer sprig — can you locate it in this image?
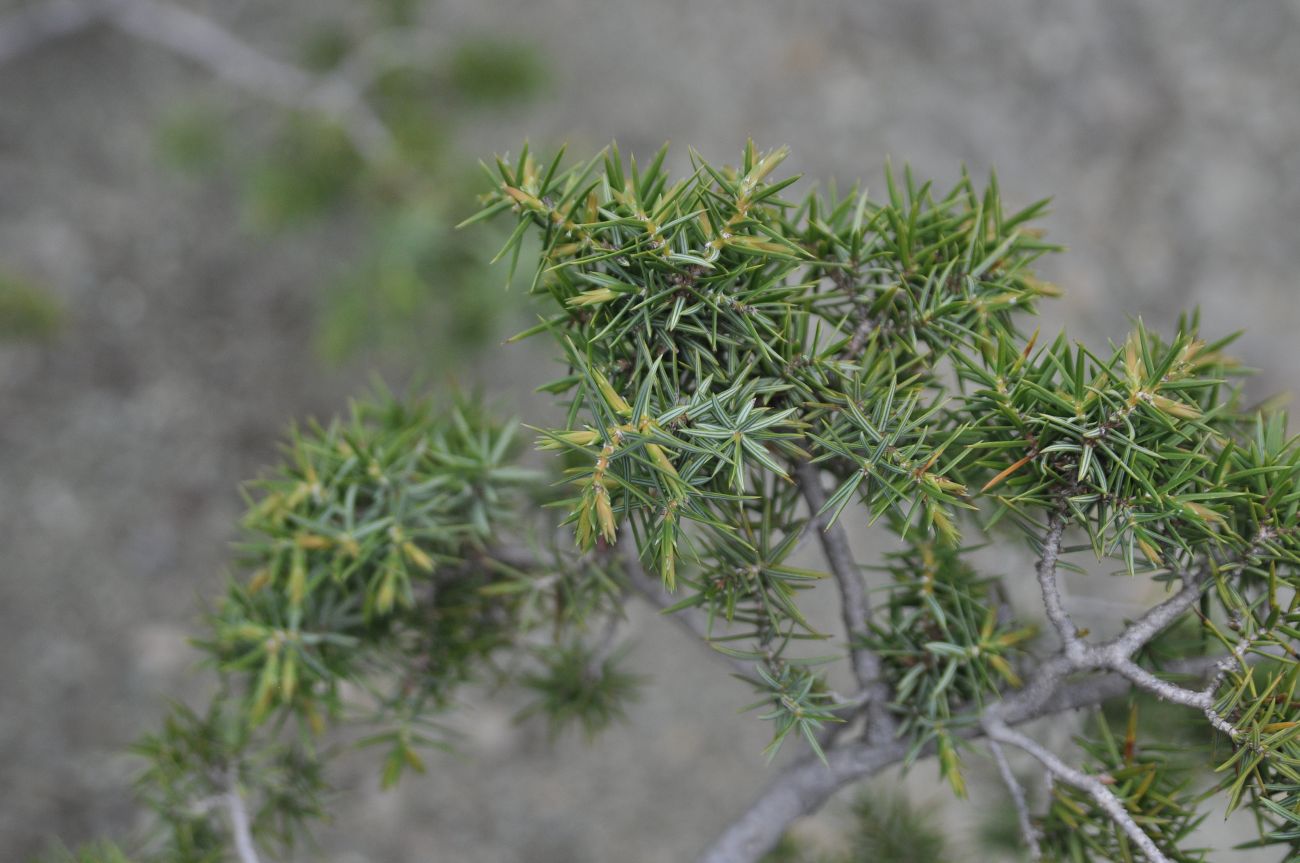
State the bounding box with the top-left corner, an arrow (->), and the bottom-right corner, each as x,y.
58,143 -> 1300,863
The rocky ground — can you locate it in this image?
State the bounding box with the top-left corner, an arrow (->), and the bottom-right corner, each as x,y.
2,0 -> 1299,859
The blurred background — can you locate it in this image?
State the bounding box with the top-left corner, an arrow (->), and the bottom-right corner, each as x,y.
1,0 -> 1298,860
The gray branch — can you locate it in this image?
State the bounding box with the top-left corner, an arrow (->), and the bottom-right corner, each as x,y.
1035,513 -> 1084,661
225,771 -> 261,863
972,531 -> 1235,862
698,735 -> 909,863
0,0 -> 102,64
794,461 -> 894,743
1110,657 -> 1241,739
701,504 -> 1253,863
990,738 -> 1042,861
696,657 -> 1221,863
1102,574 -> 1208,658
846,315 -> 874,358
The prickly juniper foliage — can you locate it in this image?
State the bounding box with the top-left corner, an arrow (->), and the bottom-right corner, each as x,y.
57,144 -> 1300,863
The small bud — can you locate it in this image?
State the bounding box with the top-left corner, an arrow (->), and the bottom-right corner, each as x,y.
1149,394 -> 1201,420
645,442 -> 680,478
1136,536 -> 1163,566
594,487 -> 617,543
1019,273 -> 1062,297
281,653 -> 298,702
591,368 -> 631,414
938,734 -> 967,798
375,567 -> 398,616
402,541 -> 434,573
503,185 -> 545,213
247,567 -> 272,594
288,546 -> 308,608
295,533 -> 333,550
988,654 -> 1022,688
566,288 -> 619,307
1125,333 -> 1142,388
1183,501 -> 1225,525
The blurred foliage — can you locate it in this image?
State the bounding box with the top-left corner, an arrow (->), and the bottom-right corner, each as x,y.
132,699 -> 328,861
156,105 -> 225,175
518,640 -> 644,740
154,7 -> 549,370
215,388 -> 539,725
313,200 -> 506,365
244,116 -> 364,232
299,24 -> 352,73
979,796 -> 1032,860
0,272 -> 62,342
375,0 -> 420,27
760,838 -> 817,863
843,791 -> 952,863
32,844 -> 136,863
448,38 -> 547,104
760,789 -> 953,863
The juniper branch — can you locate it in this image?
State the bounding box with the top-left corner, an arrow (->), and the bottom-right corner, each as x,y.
49,139 -> 1300,863
967,527 -> 1252,860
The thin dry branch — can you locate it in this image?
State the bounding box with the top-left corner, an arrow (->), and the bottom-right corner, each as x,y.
0,0 -> 102,64
1110,658 -> 1241,739
225,771 -> 261,863
1035,512 -> 1084,660
990,738 -> 1042,861
983,718 -> 1171,863
1103,575 -> 1208,658
794,461 -> 894,743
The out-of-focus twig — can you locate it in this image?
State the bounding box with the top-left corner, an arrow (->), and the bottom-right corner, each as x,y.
0,0 -> 101,64
224,770 -> 262,863
0,0 -> 396,159
990,739 -> 1042,861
